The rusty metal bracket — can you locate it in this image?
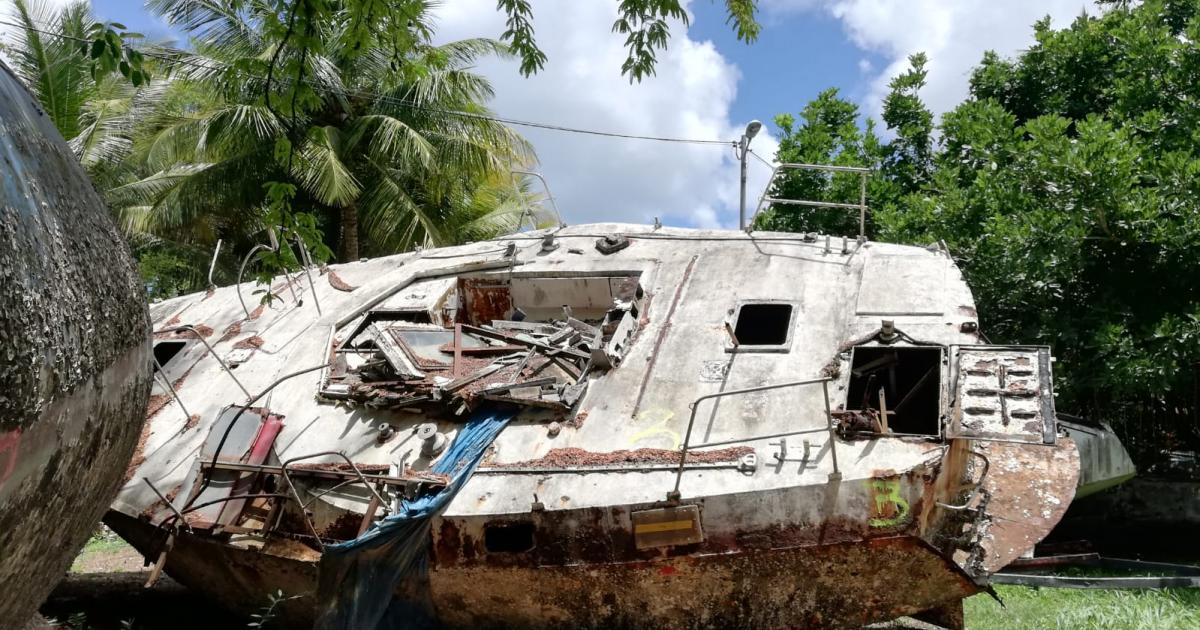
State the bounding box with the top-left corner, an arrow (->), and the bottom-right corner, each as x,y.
279,451 -> 394,550
936,449 -> 991,512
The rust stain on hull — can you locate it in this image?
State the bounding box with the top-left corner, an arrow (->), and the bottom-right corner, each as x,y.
108,510 -> 976,629
430,537 -> 978,629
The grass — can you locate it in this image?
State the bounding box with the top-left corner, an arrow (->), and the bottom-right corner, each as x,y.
69,532 -> 137,573
965,585 -> 1200,629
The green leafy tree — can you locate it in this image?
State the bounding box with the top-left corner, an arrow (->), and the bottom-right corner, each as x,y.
751,88 -> 884,236
497,0 -> 761,81
879,0 -> 1200,460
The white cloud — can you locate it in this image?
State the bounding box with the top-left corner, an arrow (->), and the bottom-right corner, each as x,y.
767,1 -> 1101,119
434,0 -> 776,229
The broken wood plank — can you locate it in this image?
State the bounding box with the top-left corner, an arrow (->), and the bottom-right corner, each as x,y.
482,377 -> 559,394
462,325 -> 590,360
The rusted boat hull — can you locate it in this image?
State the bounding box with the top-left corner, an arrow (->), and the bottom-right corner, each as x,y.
106,511 -> 977,628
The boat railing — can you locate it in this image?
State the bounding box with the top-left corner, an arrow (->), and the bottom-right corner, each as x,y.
747,163 -> 871,241
668,377 -> 839,502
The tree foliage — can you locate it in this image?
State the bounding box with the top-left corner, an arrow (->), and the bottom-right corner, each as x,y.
765,1 -> 1200,461
497,0 -> 761,82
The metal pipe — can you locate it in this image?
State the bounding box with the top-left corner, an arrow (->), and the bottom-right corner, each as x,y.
159,493 -> 291,530
206,239 -> 222,289
777,162 -> 871,173
294,236 -> 322,316
236,244 -> 271,319
159,325 -> 252,401
511,169 -> 565,228
152,359 -> 191,421
858,172 -> 867,240
279,451 -> 390,515
670,377 -> 831,500
739,137 -> 749,230
822,380 -> 840,476
690,427 -> 832,450
748,163 -> 874,231
278,451 -> 393,550
762,198 -> 867,210
143,477 -> 193,533
476,462 -> 742,475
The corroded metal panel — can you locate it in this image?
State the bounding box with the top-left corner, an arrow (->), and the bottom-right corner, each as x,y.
975,438 -> 1080,573
951,345 -> 1055,444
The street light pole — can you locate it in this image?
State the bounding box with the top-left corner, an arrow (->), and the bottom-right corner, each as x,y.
738,120 -> 762,230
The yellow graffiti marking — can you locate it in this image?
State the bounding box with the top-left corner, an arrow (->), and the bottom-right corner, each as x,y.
629,408 -> 681,450
866,479 -> 911,528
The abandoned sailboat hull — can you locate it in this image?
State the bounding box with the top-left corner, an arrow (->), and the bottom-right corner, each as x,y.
108,510 -> 978,628
0,62 -> 152,627
112,223 -> 1079,626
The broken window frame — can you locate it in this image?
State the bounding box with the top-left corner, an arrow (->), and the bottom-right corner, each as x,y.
843,344 -> 949,440
725,300 -> 797,353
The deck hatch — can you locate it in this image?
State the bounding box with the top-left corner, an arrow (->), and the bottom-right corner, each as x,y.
949,345 -> 1056,444
845,346 -> 944,436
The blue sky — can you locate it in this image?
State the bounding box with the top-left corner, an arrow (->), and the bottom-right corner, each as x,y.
688,2 -> 883,135
89,0 -> 882,136
43,1 -> 1099,228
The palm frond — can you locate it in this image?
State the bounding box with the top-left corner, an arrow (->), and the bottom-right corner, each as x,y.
292,126 -> 361,206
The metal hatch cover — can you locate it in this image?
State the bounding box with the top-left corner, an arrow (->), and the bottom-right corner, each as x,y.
949,345 -> 1056,444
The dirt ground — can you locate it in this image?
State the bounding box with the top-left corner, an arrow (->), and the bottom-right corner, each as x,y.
38,531 -> 247,630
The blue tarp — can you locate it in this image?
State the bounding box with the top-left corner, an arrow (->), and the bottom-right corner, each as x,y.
314,406 -> 516,629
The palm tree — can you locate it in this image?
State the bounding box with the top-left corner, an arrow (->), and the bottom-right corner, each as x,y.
118,0 -> 537,263
2,0 -> 153,188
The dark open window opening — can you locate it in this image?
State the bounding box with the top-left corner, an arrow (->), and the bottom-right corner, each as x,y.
484,522 -> 535,553
733,303 -> 793,346
845,346 -> 942,436
153,340 -> 186,368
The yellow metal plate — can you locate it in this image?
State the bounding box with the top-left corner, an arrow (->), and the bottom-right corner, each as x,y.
631,505 -> 703,549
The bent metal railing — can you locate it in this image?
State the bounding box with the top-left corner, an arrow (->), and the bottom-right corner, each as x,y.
747,163 -> 871,241
668,377 -> 839,502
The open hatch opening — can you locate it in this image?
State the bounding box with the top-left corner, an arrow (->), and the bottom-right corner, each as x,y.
153,340 -> 186,368
845,346 -> 942,436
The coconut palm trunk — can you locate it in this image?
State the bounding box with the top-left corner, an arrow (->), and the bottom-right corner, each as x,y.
340,202 -> 359,262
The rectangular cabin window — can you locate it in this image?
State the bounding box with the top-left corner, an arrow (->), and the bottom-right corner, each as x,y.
845,346 -> 943,436
728,303 -> 795,351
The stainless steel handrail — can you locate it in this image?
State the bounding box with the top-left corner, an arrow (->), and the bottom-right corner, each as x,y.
748,163 -> 870,240
511,169 -> 566,229
668,377 -> 839,501
206,239 -> 222,289
159,325 -> 252,401
236,243 -> 272,319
